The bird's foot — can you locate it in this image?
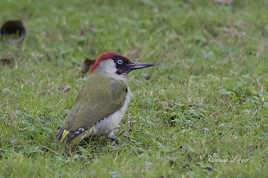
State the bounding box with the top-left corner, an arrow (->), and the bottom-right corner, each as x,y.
108,132 -> 119,144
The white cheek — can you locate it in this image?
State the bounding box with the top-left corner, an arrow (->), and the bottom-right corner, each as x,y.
98,59 -> 126,81
99,59 -> 117,73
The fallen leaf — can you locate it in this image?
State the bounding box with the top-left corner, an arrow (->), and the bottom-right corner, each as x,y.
63,85 -> 71,93
89,24 -> 96,33
80,58 -> 95,73
0,58 -> 13,66
80,29 -> 85,36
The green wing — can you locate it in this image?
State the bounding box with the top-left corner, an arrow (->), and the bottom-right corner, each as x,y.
63,72 -> 127,131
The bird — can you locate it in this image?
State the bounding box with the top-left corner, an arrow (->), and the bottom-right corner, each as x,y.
56,51 -> 153,145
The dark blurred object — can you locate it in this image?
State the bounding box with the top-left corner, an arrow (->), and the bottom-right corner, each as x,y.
80,58 -> 95,73
0,20 -> 26,43
144,75 -> 151,80
0,57 -> 14,66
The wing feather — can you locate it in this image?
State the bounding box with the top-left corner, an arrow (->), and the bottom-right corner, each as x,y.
63,72 -> 127,131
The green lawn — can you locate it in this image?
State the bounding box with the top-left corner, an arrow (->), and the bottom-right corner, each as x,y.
0,0 -> 267,177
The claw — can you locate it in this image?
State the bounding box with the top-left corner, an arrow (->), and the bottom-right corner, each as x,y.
108,131 -> 119,144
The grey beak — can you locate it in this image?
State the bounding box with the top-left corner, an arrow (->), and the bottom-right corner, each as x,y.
128,62 -> 154,71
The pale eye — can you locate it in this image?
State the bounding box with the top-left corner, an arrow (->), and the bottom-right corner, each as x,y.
117,59 -> 123,65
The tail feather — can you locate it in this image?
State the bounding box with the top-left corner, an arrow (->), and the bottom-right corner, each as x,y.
56,127 -> 90,145
56,128 -> 70,143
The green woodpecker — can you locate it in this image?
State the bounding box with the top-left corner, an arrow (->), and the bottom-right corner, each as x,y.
56,51 -> 153,145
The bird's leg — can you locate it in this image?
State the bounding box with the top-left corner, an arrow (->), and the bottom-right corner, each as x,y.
108,131 -> 119,144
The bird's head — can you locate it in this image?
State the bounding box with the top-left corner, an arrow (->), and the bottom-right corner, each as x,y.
90,51 -> 153,79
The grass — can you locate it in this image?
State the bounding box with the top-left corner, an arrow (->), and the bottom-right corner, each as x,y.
0,0 -> 268,177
